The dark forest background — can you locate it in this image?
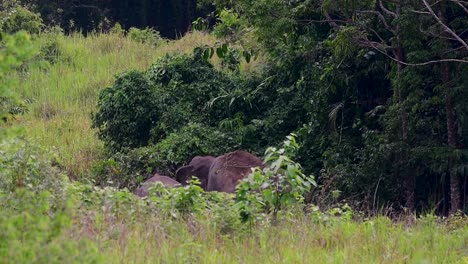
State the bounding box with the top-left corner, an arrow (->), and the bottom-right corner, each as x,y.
19,0 -> 210,37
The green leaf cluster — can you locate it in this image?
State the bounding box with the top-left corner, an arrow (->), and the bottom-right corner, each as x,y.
236,134 -> 317,222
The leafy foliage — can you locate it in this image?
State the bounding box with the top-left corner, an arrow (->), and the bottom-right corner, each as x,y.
0,189 -> 102,263
150,123 -> 239,167
127,27 -> 163,46
93,52 -> 261,154
236,134 -> 317,222
0,138 -> 66,195
0,31 -> 37,131
217,0 -> 468,214
213,8 -> 244,39
92,70 -> 158,150
0,4 -> 44,35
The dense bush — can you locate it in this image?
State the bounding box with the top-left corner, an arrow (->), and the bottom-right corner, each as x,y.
93,52 -> 261,152
92,70 -> 158,150
127,27 -> 163,46
91,123 -> 241,190
0,189 -> 102,263
91,146 -> 164,190
213,8 -> 244,39
236,134 -> 317,222
0,5 -> 44,35
0,31 -> 37,126
150,123 -> 240,165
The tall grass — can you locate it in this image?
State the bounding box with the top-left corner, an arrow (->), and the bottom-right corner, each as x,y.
13,31 -> 218,179
68,213 -> 468,263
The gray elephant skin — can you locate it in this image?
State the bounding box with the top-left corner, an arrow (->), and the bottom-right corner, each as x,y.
135,174 -> 181,197
176,156 -> 215,189
207,150 -> 264,193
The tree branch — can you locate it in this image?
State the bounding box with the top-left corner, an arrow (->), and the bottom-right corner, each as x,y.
356,10 -> 392,32
378,0 -> 397,17
422,0 -> 468,51
323,10 -> 341,29
297,18 -> 350,24
362,37 -> 468,66
452,0 -> 468,13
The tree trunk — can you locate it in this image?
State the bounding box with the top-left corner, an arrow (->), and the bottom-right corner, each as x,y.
438,2 -> 462,214
394,0 -> 415,211
442,62 -> 462,214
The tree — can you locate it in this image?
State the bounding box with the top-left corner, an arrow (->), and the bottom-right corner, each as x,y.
223,0 -> 467,213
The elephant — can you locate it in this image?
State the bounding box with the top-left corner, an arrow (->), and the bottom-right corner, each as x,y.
135,174 -> 181,197
207,150 -> 264,193
175,156 -> 215,190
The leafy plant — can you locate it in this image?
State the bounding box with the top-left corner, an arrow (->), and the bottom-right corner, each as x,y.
213,8 -> 243,39
90,146 -> 164,190
0,189 -> 102,263
0,138 -> 67,196
93,52 -> 257,153
236,134 -> 317,222
0,31 -> 37,127
0,5 -> 44,35
92,70 -> 158,150
147,177 -> 207,217
127,27 -> 163,46
150,122 -> 240,167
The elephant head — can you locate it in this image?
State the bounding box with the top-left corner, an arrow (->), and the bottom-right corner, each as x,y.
176,156 -> 215,190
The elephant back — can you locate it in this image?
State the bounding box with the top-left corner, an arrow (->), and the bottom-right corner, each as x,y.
207,150 -> 263,193
135,174 -> 181,197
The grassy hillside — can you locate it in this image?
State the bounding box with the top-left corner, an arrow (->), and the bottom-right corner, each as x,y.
2,30 -> 466,263
13,31 -> 220,179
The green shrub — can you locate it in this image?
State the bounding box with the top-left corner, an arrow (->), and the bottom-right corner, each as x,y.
145,178 -> 207,217
110,22 -> 125,36
151,122 -> 240,166
92,70 -> 158,150
127,27 -> 162,46
91,146 -> 163,190
93,53 -> 255,152
236,134 -> 317,222
0,5 -> 44,35
213,8 -> 244,39
0,138 -> 67,195
0,189 -> 102,263
0,31 -> 37,126
146,53 -> 238,138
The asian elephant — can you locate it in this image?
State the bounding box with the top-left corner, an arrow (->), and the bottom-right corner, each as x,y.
135,174 -> 181,197
207,150 -> 264,193
175,156 -> 215,190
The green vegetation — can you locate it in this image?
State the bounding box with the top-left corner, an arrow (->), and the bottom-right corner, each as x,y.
1,174 -> 466,263
1,1 -> 467,262
10,30 -> 219,179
